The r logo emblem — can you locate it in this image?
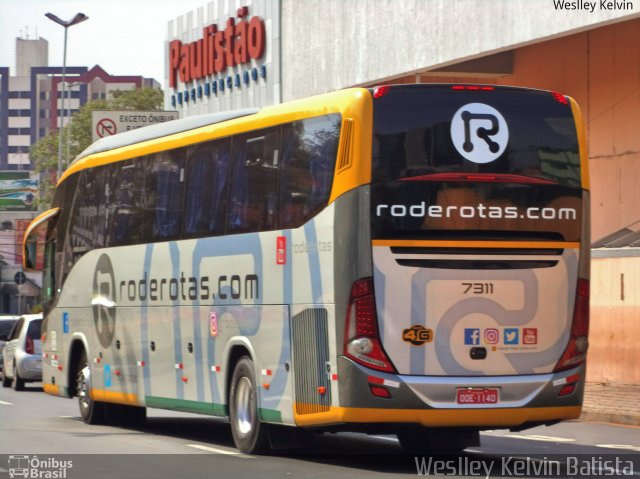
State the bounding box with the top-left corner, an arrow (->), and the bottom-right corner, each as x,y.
450,103 -> 509,164
93,254 -> 116,348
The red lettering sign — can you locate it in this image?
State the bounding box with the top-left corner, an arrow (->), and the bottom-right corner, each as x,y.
169,6 -> 266,89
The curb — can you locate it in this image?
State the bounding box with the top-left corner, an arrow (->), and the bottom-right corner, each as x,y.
580,410 -> 640,427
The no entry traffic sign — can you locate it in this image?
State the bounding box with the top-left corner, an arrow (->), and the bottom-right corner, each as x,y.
96,118 -> 117,138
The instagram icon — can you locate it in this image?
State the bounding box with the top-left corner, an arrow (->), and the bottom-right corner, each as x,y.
484,328 -> 499,344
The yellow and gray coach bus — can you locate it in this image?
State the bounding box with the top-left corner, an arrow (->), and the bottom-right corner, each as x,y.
24,84 -> 590,453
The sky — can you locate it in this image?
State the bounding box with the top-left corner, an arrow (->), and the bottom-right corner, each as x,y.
0,0 -> 209,89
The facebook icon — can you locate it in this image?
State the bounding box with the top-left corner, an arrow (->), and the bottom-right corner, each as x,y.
464,328 -> 481,345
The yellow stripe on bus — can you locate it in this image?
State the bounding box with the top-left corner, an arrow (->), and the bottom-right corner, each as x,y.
372,239 -> 580,249
90,389 -> 140,406
293,404 -> 581,427
43,383 -> 59,395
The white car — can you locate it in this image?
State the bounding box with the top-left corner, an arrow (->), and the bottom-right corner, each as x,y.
1,314 -> 42,390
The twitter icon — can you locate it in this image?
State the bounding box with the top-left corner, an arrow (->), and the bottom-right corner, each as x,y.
504,328 -> 519,345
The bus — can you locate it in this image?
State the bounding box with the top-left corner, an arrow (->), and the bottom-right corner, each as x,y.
23,84 -> 589,453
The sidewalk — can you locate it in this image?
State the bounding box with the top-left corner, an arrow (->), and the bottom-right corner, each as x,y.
580,382 -> 640,426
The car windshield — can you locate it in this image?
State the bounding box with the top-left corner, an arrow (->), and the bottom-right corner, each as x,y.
0,320 -> 18,337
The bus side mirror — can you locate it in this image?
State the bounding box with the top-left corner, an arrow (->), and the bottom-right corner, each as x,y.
22,207 -> 60,272
24,239 -> 38,270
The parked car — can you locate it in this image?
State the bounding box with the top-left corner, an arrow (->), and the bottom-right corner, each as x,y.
0,315 -> 20,374
1,314 -> 42,390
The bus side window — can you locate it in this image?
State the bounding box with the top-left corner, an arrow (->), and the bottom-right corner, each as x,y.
184,140 -> 230,237
68,170 -> 102,263
279,115 -> 340,229
52,174 -> 77,294
147,150 -> 184,240
107,160 -> 148,246
227,129 -> 280,234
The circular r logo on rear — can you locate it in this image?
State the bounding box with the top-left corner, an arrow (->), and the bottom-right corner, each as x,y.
450,103 -> 509,164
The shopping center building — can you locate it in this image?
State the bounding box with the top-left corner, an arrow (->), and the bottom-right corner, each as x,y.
166,0 -> 640,384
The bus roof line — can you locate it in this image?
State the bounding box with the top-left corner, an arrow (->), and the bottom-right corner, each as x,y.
71,108 -> 260,166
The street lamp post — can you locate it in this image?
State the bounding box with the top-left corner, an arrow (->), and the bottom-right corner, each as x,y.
64,82 -> 85,167
45,12 -> 89,179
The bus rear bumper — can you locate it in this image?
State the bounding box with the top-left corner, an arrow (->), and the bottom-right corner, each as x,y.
293,357 -> 584,428
293,404 -> 582,428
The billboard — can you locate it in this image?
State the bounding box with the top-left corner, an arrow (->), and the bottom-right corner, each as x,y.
0,172 -> 38,211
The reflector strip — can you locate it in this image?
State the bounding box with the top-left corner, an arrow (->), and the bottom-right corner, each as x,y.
367,375 -> 400,389
373,239 -> 579,250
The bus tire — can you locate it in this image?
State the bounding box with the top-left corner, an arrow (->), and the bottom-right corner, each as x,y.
76,350 -> 105,425
12,363 -> 25,391
229,356 -> 269,454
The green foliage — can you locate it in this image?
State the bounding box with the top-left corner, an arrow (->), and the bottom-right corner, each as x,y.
110,87 -> 164,111
30,132 -> 59,209
30,87 -> 164,209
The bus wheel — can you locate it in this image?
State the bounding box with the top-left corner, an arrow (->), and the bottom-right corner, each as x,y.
76,351 -> 105,424
12,364 -> 25,391
229,356 -> 269,454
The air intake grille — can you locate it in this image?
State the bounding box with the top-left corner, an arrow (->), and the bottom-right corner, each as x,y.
336,118 -> 353,172
292,308 -> 331,415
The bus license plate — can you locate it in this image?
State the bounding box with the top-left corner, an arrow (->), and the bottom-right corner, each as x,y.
456,388 -> 499,405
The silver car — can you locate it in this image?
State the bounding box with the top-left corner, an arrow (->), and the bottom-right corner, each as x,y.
1,314 -> 42,390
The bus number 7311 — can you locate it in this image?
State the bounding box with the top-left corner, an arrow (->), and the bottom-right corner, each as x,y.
462,282 -> 494,295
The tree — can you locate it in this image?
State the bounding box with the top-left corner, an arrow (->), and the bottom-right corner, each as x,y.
30,129 -> 59,209
30,87 -> 164,209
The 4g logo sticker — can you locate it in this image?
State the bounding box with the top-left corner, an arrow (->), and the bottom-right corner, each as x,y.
402,325 -> 434,346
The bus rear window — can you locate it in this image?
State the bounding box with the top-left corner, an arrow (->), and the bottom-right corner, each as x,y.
372,85 -> 581,187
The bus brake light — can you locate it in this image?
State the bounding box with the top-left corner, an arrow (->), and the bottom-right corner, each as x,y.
554,278 -> 589,372
373,86 -> 390,99
552,91 -> 569,105
452,85 -> 495,91
344,278 -> 395,373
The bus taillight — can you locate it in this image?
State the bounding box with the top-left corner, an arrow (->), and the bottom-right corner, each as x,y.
373,86 -> 390,99
344,278 -> 395,373
554,278 -> 590,372
552,91 -> 570,105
